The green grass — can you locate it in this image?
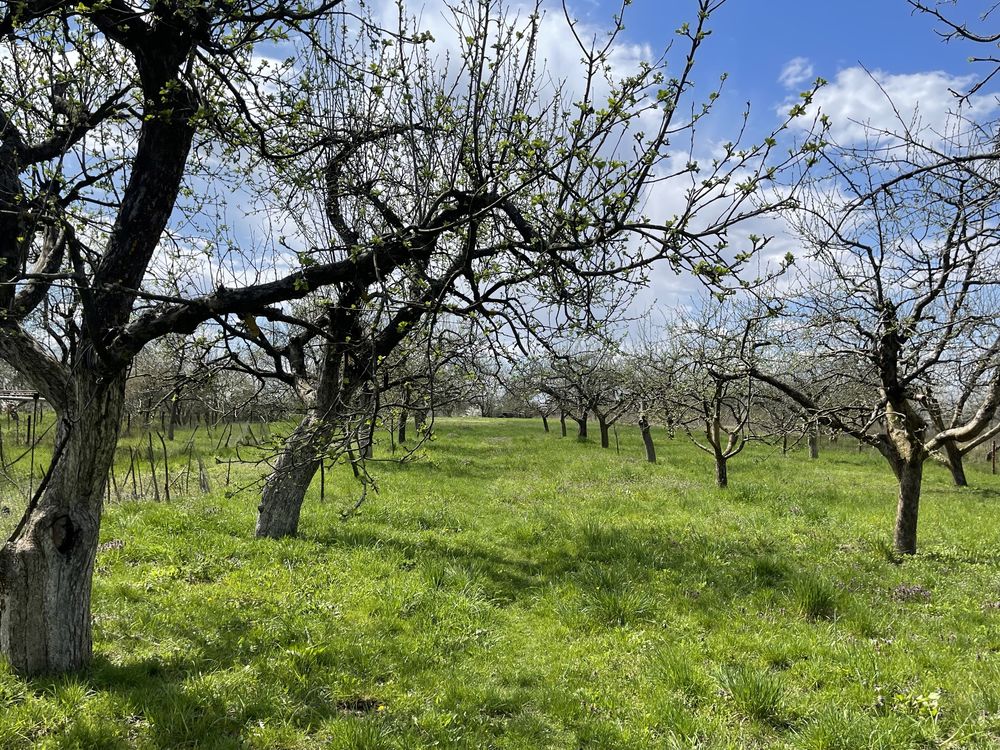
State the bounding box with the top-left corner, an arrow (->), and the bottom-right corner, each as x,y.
2,418 -> 1000,748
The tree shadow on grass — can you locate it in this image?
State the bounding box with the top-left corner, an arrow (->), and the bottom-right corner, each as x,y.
19,647 -> 386,749
946,484 -> 1000,502
17,608 -> 386,749
307,516 -> 806,614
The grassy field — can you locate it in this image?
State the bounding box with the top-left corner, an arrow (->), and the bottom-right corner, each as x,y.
2,417 -> 1000,749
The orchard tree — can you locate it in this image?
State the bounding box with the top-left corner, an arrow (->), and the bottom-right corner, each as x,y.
535,349 -> 600,440
661,301 -> 763,488
924,387 -> 1000,486
754,114 -> 1000,555
505,357 -> 560,431
0,0 -> 385,676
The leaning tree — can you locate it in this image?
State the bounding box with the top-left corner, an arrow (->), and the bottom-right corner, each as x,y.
234,0 -> 823,538
0,0 -> 380,675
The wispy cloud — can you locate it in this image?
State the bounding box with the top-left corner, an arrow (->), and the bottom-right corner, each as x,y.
779,57 -> 814,89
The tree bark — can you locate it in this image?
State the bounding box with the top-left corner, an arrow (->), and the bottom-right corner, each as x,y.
808,423 -> 819,459
255,330 -> 351,539
639,416 -> 656,463
576,413 -> 588,439
715,453 -> 728,488
598,417 -> 609,448
560,411 -> 567,438
255,412 -> 332,539
893,459 -> 923,555
942,440 -> 968,487
166,346 -> 186,442
0,375 -> 124,676
397,408 -> 408,444
541,414 -> 549,433
167,395 -> 181,442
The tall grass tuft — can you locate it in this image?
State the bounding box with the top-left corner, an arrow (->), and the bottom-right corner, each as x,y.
654,650 -> 708,702
793,574 -> 839,621
719,665 -> 784,724
583,586 -> 656,627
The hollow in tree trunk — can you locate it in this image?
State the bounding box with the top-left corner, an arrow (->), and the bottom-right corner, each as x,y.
0,374 -> 124,676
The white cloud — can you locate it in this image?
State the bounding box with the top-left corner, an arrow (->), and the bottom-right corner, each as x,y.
787,66 -> 1000,145
779,57 -> 814,89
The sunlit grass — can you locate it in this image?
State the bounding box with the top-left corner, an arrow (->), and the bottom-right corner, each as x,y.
1,417 -> 1000,748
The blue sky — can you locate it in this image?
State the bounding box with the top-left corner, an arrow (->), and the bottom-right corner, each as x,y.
552,0 -> 1000,309
570,0 -> 995,140
217,0 -> 1000,309
581,0 -> 983,91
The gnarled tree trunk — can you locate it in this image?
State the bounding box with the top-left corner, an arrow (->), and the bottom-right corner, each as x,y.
256,337 -> 345,539
0,374 -> 124,676
256,411 -> 334,539
714,452 -> 728,488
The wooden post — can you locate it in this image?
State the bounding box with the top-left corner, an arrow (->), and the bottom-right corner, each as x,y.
158,432 -> 170,503
109,460 -> 121,503
128,447 -> 138,499
198,456 -> 210,493
184,442 -> 194,495
147,433 -> 160,501
26,400 -> 35,497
